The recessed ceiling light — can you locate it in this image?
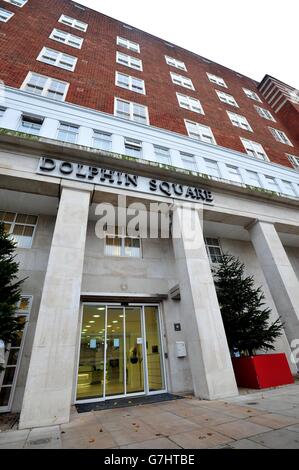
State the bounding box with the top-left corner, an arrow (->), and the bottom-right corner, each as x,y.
119,315 -> 124,318
86,325 -> 91,328
89,321 -> 95,323
112,320 -> 118,324
97,307 -> 105,311
107,325 -> 112,328
93,315 -> 100,318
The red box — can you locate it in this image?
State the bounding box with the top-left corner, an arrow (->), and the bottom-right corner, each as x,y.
232,353 -> 294,389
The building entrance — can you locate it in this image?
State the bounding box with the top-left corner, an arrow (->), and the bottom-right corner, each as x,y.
76,304 -> 166,402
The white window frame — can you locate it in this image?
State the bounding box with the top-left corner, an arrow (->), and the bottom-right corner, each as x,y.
114,98 -> 149,125
205,238 -> 223,264
124,137 -> 143,158
246,170 -> 261,187
180,152 -> 197,171
241,138 -> 268,161
281,180 -> 296,196
92,130 -> 112,151
207,73 -> 227,88
176,93 -> 204,114
57,122 -> 79,144
116,51 -> 143,71
105,227 -> 142,258
18,114 -> 44,135
0,212 -> 38,249
115,71 -> 145,95
165,56 -> 187,71
227,111 -> 253,131
21,72 -> 70,101
116,36 -> 140,53
216,90 -> 238,107
4,0 -> 27,7
154,145 -> 171,165
287,154 -> 299,170
58,14 -> 88,32
226,165 -> 243,183
269,127 -> 293,146
185,120 -> 216,145
37,47 -> 78,72
0,7 -> 14,22
0,295 -> 32,412
49,28 -> 83,49
204,158 -> 221,178
265,176 -> 280,192
243,88 -> 262,102
170,72 -> 195,90
254,105 -> 276,122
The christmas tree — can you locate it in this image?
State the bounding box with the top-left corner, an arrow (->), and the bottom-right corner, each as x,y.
213,253 -> 283,356
0,221 -> 25,371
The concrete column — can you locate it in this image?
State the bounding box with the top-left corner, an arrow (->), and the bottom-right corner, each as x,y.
77,126 -> 93,147
247,220 -> 299,345
1,108 -> 22,130
39,117 -> 59,139
112,133 -> 125,154
19,181 -> 93,429
172,202 -> 238,399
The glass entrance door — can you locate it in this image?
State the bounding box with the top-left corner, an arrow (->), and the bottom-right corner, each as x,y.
76,304 -> 165,402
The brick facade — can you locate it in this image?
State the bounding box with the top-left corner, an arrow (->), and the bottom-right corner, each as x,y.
0,0 -> 298,167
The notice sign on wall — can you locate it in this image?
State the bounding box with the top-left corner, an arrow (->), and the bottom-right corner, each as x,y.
37,157 -> 214,204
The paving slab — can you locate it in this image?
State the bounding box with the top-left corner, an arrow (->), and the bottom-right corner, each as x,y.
169,427 -> 233,449
25,425 -> 62,449
229,438 -> 268,449
120,437 -> 181,449
246,413 -> 299,429
250,429 -> 299,449
214,420 -> 271,440
0,429 -> 29,447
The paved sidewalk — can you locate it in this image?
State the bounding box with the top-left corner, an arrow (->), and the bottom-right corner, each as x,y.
1,383 -> 299,449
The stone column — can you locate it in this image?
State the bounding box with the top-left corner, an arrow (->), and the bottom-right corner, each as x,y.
172,202 -> 238,399
247,220 -> 299,345
19,181 -> 93,429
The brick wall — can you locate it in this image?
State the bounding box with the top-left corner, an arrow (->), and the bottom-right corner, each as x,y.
0,0 -> 298,168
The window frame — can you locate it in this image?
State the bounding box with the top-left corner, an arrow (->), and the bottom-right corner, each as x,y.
287,154 -> 299,170
170,72 -> 195,90
37,47 -> 78,72
114,97 -> 149,125
268,127 -> 293,146
116,51 -> 143,71
116,36 -> 140,53
92,130 -> 112,151
0,7 -> 14,22
180,152 -> 197,171
185,120 -> 216,145
216,90 -> 239,107
115,71 -> 146,95
124,137 -> 143,158
18,114 -> 44,135
21,72 -> 70,102
4,0 -> 27,7
105,227 -> 142,258
227,111 -> 253,131
57,121 -> 79,144
176,92 -> 204,114
205,238 -> 223,264
207,73 -> 227,88
58,14 -> 88,32
0,212 -> 38,249
49,28 -> 84,49
254,105 -> 276,122
154,145 -> 171,165
243,88 -> 262,102
240,138 -> 269,161
165,55 -> 187,71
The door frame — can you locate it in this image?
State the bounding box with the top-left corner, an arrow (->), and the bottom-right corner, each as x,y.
74,302 -> 167,404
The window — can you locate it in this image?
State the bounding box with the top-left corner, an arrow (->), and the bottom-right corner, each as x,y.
171,72 -> 194,90
0,296 -> 32,411
0,212 -> 37,248
37,47 -> 77,72
287,154 -> 299,170
0,7 -> 14,22
0,107 -> 6,118
185,120 -> 216,144
124,138 -> 142,158
241,138 -> 268,160
92,131 -> 112,151
243,88 -> 262,102
226,165 -> 242,183
21,72 -> 69,101
114,98 -> 149,124
216,90 -> 238,107
115,72 -> 145,94
154,146 -> 171,165
269,128 -> 293,146
116,36 -> 140,53
204,158 -> 221,177
105,228 -> 141,258
265,176 -> 279,192
18,114 -> 44,135
176,93 -> 204,114
205,238 -> 223,264
180,152 -> 197,171
49,28 -> 83,49
227,111 -> 252,131
4,0 -> 27,6
254,106 -> 275,121
282,181 -> 296,196
58,14 -> 88,32
116,51 -> 142,71
207,73 -> 227,88
165,56 -> 186,71
57,122 -> 79,144
246,170 -> 261,187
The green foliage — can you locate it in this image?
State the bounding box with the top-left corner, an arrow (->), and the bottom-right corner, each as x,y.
214,253 -> 283,356
0,222 -> 25,370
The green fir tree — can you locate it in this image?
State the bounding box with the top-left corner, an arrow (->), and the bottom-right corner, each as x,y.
214,253 -> 283,356
0,221 -> 25,371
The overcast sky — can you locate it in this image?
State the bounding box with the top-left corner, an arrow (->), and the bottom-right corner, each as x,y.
75,0 -> 299,90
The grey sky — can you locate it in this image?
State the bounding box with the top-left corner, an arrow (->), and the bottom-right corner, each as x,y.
75,0 -> 298,90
